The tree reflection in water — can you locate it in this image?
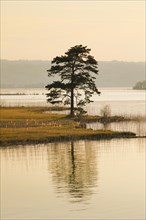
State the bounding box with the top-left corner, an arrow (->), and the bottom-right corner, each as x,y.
47,141 -> 98,203
102,122 -> 111,130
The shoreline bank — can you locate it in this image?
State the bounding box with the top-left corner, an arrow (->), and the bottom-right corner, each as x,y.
1,106 -> 145,147
0,132 -> 140,147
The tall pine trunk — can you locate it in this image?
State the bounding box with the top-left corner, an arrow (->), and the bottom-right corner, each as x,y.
70,87 -> 74,116
70,66 -> 74,116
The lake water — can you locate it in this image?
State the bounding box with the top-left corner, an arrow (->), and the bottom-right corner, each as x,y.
0,87 -> 146,219
1,139 -> 145,219
0,87 -> 145,116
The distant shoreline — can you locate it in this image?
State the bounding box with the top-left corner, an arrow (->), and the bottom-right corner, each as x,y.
1,60 -> 145,88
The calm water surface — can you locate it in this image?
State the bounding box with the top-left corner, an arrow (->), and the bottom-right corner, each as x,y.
1,139 -> 145,219
1,88 -> 145,116
1,88 -> 145,219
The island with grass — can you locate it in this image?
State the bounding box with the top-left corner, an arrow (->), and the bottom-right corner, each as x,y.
0,106 -> 138,147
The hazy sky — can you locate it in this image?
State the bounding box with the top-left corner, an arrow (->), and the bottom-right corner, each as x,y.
1,1 -> 145,61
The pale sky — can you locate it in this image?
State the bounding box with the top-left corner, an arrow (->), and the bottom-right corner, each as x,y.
1,0 -> 145,61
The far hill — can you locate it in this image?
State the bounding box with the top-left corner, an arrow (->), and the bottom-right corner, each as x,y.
1,60 -> 145,88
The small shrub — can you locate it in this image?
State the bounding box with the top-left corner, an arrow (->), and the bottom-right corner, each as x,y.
100,105 -> 111,118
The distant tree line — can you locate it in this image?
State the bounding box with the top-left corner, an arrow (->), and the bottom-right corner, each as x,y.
133,80 -> 146,90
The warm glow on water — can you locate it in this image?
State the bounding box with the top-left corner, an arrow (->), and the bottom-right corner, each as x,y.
1,139 -> 145,219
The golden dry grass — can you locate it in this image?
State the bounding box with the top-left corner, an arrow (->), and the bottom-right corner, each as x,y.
0,107 -> 136,146
0,107 -> 65,120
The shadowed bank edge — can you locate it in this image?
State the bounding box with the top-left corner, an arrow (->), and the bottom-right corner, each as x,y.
0,107 -> 145,147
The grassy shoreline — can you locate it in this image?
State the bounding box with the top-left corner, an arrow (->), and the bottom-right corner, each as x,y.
0,132 -> 138,147
0,107 -> 137,147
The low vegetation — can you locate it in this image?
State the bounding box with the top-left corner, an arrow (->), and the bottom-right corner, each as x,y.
0,107 -> 137,146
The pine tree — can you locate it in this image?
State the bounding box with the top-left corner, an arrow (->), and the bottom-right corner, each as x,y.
46,45 -> 100,116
